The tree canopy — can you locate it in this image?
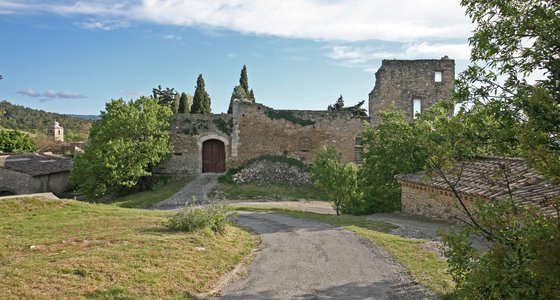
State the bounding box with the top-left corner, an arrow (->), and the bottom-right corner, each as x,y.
70,97 -> 172,199
455,0 -> 560,183
0,129 -> 35,153
327,95 -> 367,117
178,92 -> 191,114
228,65 -> 256,113
0,100 -> 91,141
190,75 -> 211,114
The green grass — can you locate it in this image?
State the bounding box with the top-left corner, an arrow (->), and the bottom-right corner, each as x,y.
212,182 -> 327,200
235,206 -> 455,296
108,179 -> 189,209
0,197 -> 257,299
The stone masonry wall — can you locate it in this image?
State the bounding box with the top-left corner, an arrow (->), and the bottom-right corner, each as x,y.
0,168 -> 33,195
158,114 -> 232,178
369,57 -> 455,126
230,101 -> 364,167
32,172 -> 71,195
400,182 -> 480,221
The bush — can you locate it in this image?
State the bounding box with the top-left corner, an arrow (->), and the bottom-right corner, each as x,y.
166,204 -> 235,234
0,129 -> 35,153
312,145 -> 362,215
443,199 -> 560,300
218,166 -> 243,184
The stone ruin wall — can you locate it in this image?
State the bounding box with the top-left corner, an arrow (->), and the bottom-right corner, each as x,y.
369,58 -> 455,126
230,101 -> 364,167
157,113 -> 233,178
158,102 -> 365,178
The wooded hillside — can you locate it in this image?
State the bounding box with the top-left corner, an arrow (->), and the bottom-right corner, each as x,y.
0,101 -> 91,141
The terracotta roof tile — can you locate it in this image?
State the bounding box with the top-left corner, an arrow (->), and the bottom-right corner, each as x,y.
396,157 -> 560,216
0,153 -> 72,176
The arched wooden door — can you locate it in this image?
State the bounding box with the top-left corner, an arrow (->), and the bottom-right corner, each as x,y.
202,139 -> 226,173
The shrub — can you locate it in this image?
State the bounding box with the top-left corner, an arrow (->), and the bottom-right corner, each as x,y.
443,199 -> 560,300
312,145 -> 362,215
218,166 -> 243,184
166,204 -> 235,234
265,109 -> 315,126
0,129 -> 35,153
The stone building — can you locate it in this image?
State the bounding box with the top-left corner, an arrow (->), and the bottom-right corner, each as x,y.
159,57 -> 455,177
48,121 -> 64,142
0,153 -> 72,196
395,157 -> 560,221
159,101 -> 365,177
369,57 -> 455,126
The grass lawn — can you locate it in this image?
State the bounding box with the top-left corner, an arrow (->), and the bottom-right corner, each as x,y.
235,206 -> 455,297
0,197 -> 257,299
211,182 -> 327,200
108,179 -> 189,209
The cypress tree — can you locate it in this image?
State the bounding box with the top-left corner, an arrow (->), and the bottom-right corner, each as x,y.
191,74 -> 211,114
227,65 -> 256,113
240,65 -> 250,96
178,92 -> 189,113
249,89 -> 255,101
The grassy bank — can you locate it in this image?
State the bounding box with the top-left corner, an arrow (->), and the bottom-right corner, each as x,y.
0,197 -> 257,299
235,206 -> 454,296
109,179 -> 189,209
212,182 -> 327,200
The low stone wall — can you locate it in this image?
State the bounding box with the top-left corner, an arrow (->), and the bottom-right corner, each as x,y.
400,181 -> 480,222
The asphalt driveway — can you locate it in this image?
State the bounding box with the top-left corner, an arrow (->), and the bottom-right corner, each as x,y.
219,211 -> 436,299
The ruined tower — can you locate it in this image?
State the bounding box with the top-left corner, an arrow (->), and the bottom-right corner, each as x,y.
368,57 -> 455,126
48,121 -> 64,142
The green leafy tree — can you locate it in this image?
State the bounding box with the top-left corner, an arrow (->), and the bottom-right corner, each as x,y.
178,92 -> 190,113
455,0 -> 560,183
70,97 -> 172,199
152,85 -> 178,109
422,1 -> 560,298
312,145 -> 361,215
191,74 -> 211,114
0,129 -> 35,153
358,108 -> 429,213
443,199 -> 560,300
327,95 -> 367,117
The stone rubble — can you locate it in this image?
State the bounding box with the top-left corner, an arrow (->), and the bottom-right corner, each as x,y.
233,161 -> 312,186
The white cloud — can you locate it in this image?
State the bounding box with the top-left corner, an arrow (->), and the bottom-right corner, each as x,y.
0,0 -> 472,42
327,42 -> 471,71
17,89 -> 87,100
404,42 -> 471,60
80,19 -> 130,31
162,34 -> 182,40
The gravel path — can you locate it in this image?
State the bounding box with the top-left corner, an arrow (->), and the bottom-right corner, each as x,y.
219,212 -> 436,300
152,174 -> 219,210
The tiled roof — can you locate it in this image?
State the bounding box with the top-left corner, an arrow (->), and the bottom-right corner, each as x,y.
0,153 -> 72,176
396,157 -> 560,216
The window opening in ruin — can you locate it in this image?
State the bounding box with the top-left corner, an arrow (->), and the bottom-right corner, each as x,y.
434,71 -> 442,82
413,99 -> 422,119
355,137 -> 363,162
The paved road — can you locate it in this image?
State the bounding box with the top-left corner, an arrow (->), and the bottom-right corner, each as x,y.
219,212 -> 436,300
152,174 -> 219,210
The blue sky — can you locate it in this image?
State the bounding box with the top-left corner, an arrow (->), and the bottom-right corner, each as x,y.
0,0 -> 473,115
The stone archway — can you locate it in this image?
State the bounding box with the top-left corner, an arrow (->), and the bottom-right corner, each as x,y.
202,139 -> 226,173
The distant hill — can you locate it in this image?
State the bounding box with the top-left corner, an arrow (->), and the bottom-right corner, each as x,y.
64,114 -> 100,121
0,101 -> 91,141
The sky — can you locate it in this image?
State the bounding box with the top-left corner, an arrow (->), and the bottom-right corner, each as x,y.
0,0 -> 474,115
